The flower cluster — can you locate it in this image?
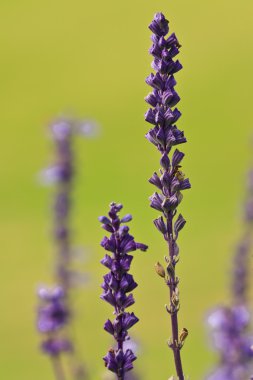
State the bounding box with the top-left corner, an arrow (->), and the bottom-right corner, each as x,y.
99,202 -> 148,379
145,12 -> 190,380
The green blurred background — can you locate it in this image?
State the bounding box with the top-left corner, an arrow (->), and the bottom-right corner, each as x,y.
0,0 -> 253,379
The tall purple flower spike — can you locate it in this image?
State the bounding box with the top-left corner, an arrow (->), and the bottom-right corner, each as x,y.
206,169 -> 253,379
99,203 -> 148,380
145,13 -> 190,380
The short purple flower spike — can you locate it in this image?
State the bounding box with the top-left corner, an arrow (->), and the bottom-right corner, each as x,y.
99,203 -> 148,380
145,13 -> 190,380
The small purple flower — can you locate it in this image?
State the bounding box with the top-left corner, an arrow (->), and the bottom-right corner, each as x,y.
103,349 -> 137,376
99,203 -> 147,379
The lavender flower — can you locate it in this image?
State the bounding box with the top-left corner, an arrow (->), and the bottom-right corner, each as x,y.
145,13 -> 190,380
102,339 -> 141,380
206,169 -> 253,379
99,202 -> 148,380
37,118 -> 92,380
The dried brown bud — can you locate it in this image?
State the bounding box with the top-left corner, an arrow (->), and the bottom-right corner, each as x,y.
171,289 -> 179,307
167,261 -> 175,278
175,170 -> 185,181
155,262 -> 166,278
179,328 -> 188,344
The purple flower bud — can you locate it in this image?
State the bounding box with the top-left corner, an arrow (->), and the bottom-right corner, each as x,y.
145,109 -> 156,125
122,312 -> 139,331
99,216 -> 112,225
146,73 -> 164,90
102,224 -> 114,233
160,153 -> 170,170
119,225 -> 130,237
172,108 -> 182,123
145,92 -> 159,107
104,319 -> 114,335
162,194 -> 179,212
101,254 -> 113,269
135,243 -> 148,251
121,214 -> 133,223
119,275 -> 137,293
179,178 -> 191,190
174,214 -> 186,238
164,108 -> 175,126
150,192 -> 164,212
149,12 -> 169,37
154,216 -> 167,235
166,33 -> 181,48
149,172 -> 163,190
119,255 -> 134,272
156,127 -> 166,145
101,290 -> 116,307
172,149 -> 185,167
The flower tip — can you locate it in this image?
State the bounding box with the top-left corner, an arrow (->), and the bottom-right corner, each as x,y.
121,214 -> 133,223
136,243 -> 148,251
98,216 -> 111,225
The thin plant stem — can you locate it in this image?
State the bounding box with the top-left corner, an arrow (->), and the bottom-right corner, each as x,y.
51,356 -> 67,380
167,217 -> 184,380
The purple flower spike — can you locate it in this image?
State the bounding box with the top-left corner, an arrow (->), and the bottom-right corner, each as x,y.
145,13 -> 190,380
99,203 -> 147,379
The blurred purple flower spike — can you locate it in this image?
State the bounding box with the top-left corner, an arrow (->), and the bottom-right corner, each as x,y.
205,167 -> 253,379
36,117 -> 95,380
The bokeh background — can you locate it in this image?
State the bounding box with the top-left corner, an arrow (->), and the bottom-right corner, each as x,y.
1,0 -> 253,379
